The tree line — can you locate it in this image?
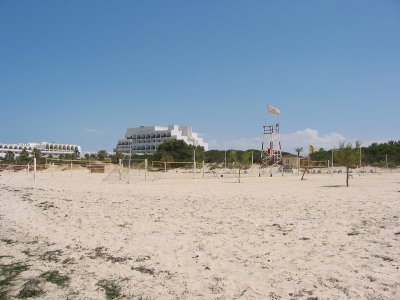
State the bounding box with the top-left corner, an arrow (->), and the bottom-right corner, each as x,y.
2,140 -> 399,169
297,140 -> 400,168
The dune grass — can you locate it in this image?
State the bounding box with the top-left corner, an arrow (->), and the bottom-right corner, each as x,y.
17,279 -> 45,298
40,270 -> 70,287
97,279 -> 122,300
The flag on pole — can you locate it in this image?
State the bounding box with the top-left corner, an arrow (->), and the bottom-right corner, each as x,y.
267,105 -> 281,116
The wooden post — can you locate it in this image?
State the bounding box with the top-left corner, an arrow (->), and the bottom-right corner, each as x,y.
164,162 -> 167,173
251,150 -> 254,177
202,161 -> 205,179
297,154 -> 300,175
386,154 -> 388,173
127,150 -> 132,184
144,159 -> 148,181
33,158 -> 36,182
193,149 -> 196,179
119,159 -> 122,180
224,144 -> 227,172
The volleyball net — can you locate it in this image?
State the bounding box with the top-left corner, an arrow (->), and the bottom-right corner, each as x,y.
2,154 -> 397,183
300,159 -> 330,174
45,158 -> 114,173
101,157 -> 259,182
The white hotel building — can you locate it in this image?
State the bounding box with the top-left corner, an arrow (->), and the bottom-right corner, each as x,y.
0,142 -> 81,157
115,125 -> 208,154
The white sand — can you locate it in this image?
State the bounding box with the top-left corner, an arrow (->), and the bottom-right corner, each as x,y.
0,170 -> 399,299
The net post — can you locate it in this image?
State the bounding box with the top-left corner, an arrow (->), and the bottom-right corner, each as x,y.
27,163 -> 30,175
193,149 -> 196,179
297,154 -> 300,175
119,159 -> 122,180
33,158 -> 36,182
164,162 -> 167,173
145,159 -> 148,181
251,150 -> 254,177
127,150 -> 132,184
202,160 -> 205,179
70,161 -> 73,177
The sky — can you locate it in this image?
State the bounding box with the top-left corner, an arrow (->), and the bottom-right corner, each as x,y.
1,0 -> 399,154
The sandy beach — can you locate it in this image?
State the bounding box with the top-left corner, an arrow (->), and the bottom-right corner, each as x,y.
1,170 -> 399,299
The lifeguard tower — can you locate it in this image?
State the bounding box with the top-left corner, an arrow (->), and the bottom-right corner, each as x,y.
260,105 -> 283,176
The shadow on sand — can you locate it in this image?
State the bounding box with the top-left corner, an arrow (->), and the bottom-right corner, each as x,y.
321,185 -> 345,188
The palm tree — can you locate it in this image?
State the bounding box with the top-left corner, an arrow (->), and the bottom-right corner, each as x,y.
19,147 -> 29,164
111,151 -> 125,164
4,151 -> 15,163
295,147 -> 303,157
295,147 -> 303,175
308,145 -> 315,161
32,148 -> 41,161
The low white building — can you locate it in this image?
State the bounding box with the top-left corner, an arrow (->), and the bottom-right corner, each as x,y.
0,142 -> 81,157
115,125 -> 208,154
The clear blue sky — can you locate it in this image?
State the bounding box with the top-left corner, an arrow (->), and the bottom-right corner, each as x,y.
1,0 -> 399,153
